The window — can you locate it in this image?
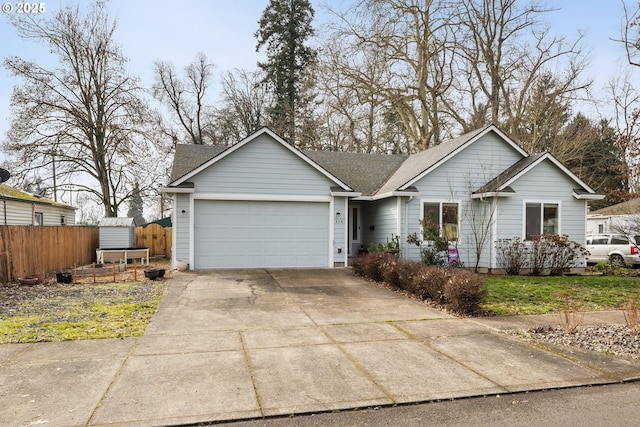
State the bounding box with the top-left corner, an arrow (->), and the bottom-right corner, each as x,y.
34,212 -> 43,226
422,202 -> 459,241
525,202 -> 558,240
611,236 -> 629,244
60,215 -> 67,225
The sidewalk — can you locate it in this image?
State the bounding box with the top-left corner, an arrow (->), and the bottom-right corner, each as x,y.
1,269 -> 639,427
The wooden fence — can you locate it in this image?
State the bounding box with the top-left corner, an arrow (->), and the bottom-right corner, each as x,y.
0,225 -> 99,282
135,224 -> 172,258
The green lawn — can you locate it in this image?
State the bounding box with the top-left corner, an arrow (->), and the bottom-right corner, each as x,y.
482,275 -> 640,315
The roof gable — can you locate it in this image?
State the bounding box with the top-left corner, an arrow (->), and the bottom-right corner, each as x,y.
169,127 -> 353,191
378,124 -> 528,194
474,152 -> 600,197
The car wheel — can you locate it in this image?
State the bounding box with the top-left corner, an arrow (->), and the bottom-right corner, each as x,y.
609,254 -> 625,266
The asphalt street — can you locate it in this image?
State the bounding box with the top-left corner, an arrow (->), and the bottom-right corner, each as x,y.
215,381 -> 640,427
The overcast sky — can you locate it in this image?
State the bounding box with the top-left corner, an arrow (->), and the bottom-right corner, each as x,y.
0,0 -> 636,168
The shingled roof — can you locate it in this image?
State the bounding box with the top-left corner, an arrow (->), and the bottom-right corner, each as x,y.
168,125 -> 549,198
473,153 -> 546,195
170,144 -> 227,182
0,183 -> 75,208
303,150 -> 407,196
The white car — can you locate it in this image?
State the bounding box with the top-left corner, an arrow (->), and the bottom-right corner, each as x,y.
585,234 -> 640,266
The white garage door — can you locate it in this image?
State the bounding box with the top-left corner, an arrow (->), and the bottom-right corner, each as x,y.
194,200 -> 330,268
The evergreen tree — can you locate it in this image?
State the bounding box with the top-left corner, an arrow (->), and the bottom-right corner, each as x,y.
255,0 -> 316,143
127,182 -> 146,226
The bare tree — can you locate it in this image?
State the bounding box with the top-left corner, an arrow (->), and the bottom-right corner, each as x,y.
621,1 -> 640,67
212,69 -> 269,145
153,52 -> 216,145
325,0 -> 458,151
449,0 -> 590,140
3,1 -> 157,217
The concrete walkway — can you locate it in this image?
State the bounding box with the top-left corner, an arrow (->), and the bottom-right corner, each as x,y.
1,268 -> 639,427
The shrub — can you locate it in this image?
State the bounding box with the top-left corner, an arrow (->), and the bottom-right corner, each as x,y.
407,218 -> 449,266
593,261 -> 629,276
495,237 -> 529,275
444,269 -> 488,314
411,266 -> 449,304
544,234 -> 589,276
350,252 -> 392,282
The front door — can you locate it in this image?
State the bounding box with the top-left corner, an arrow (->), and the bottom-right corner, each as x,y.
348,205 -> 362,255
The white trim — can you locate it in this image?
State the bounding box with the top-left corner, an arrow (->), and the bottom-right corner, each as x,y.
419,198 -> 462,242
573,190 -> 605,200
189,194 -> 195,270
330,190 -> 362,197
329,198 -> 335,267
344,197 -> 349,265
161,186 -> 194,194
490,197 -> 498,270
171,196 -> 177,270
522,199 -> 562,240
471,191 -> 516,199
396,197 -> 402,238
171,127 -> 352,191
400,124 -> 529,190
193,193 -> 332,203
372,190 -> 421,200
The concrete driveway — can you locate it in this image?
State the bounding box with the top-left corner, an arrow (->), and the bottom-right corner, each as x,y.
3,268 -> 640,427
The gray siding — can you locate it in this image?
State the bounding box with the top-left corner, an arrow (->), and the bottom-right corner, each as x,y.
495,160 -> 587,244
1,199 -> 76,225
404,133 -> 524,267
362,198 -> 399,250
190,134 -> 335,196
99,227 -> 136,249
173,194 -> 191,264
333,197 -> 347,264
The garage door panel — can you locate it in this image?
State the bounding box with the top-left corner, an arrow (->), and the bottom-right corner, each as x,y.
194,200 -> 329,268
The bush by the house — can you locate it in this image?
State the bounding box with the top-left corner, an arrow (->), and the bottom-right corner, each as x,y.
444,269 -> 488,314
351,252 -> 487,314
350,251 -> 389,282
381,257 -> 422,291
495,237 -> 528,275
411,265 -> 449,304
495,234 -> 587,276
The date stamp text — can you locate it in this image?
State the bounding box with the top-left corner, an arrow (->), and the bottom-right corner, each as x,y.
2,2 -> 46,14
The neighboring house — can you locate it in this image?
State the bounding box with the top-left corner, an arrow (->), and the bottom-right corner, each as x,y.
163,124 -> 602,270
587,198 -> 640,238
0,183 -> 76,226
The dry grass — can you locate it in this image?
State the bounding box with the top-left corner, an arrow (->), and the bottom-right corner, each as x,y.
623,292 -> 640,335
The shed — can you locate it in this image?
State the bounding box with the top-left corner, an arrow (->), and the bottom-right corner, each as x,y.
98,217 -> 136,249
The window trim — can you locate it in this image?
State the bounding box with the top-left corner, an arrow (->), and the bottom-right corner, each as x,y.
420,199 -> 461,242
522,200 -> 561,240
34,212 -> 43,226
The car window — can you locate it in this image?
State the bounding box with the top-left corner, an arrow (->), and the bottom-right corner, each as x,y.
611,236 -> 629,244
592,237 -> 609,245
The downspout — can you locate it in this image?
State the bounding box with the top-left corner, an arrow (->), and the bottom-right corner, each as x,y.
3,200 -> 6,225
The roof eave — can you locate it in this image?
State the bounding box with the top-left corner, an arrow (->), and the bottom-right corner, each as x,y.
573,191 -> 605,200
330,190 -> 362,197
471,191 -> 517,199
